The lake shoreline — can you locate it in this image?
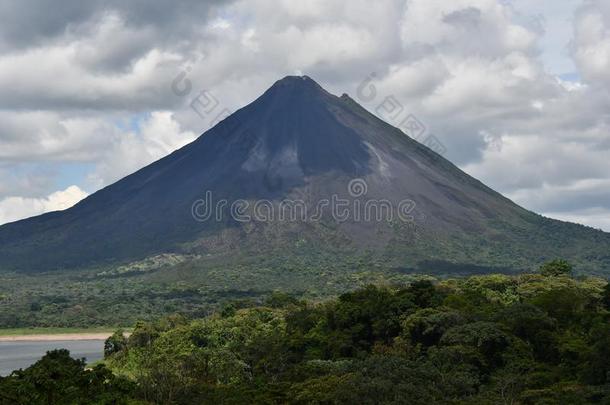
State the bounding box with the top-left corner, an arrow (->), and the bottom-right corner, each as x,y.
0,333 -> 113,342
0,339 -> 107,376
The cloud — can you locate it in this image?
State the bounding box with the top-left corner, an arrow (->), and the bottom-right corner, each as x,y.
572,0 -> 610,89
0,42 -> 186,111
0,163 -> 59,200
0,110 -> 112,162
0,0 -> 232,52
0,110 -> 195,216
89,111 -> 197,187
350,0 -> 610,230
544,208 -> 610,232
0,0 -> 233,111
0,185 -> 88,225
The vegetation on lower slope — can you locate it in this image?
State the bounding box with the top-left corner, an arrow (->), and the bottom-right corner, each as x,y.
2,263 -> 609,404
2,238 -> 608,331
0,251 -> 430,329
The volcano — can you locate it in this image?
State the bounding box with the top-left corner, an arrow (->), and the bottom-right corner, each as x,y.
1,76 -> 609,274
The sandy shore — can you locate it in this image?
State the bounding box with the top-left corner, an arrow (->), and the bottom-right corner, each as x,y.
0,333 -> 114,342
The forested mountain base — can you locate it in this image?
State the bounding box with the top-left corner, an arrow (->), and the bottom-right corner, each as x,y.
0,252 -> 465,329
2,267 -> 610,404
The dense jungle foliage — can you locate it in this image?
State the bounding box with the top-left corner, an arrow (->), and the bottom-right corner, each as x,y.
2,262 -> 610,404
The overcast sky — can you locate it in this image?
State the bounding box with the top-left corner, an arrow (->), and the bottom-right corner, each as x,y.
0,0 -> 609,231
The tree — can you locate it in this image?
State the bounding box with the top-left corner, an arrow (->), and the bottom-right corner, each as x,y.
495,303 -> 557,362
104,329 -> 128,358
128,320 -> 159,348
582,323 -> 610,385
319,285 -> 416,358
101,275 -> 610,404
408,280 -> 442,308
0,349 -> 134,404
602,282 -> 610,310
539,259 -> 573,277
401,308 -> 465,347
265,291 -> 301,308
440,322 -> 510,369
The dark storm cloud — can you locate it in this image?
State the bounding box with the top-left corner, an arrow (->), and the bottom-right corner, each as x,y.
0,0 -> 237,112
0,0 -> 233,50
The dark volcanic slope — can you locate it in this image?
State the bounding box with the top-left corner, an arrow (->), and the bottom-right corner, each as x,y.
1,76 -> 609,273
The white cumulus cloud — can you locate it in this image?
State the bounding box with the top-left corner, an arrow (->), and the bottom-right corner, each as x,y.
0,185 -> 88,225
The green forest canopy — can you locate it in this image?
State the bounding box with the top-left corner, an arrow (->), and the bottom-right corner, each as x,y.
2,266 -> 610,404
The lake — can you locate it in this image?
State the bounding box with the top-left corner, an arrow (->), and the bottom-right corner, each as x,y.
0,340 -> 105,376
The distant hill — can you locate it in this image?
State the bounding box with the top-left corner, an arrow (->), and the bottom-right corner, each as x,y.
1,76 -> 609,275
